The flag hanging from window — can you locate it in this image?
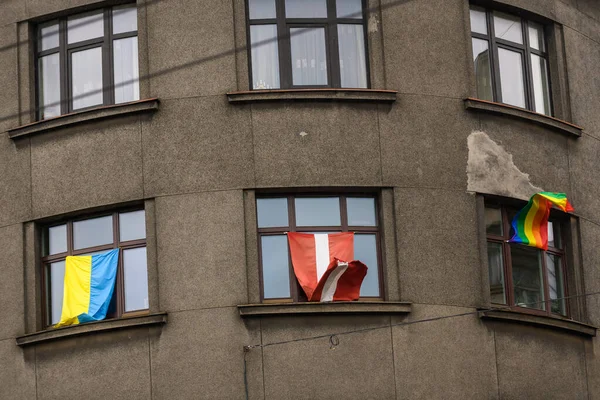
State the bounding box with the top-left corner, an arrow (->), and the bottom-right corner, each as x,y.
55,249 -> 119,328
509,192 -> 574,250
287,232 -> 367,302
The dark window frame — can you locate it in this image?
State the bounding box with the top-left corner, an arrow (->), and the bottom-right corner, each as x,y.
40,208 -> 148,328
485,201 -> 569,318
245,0 -> 371,89
35,4 -> 138,120
256,193 -> 384,303
470,5 -> 553,115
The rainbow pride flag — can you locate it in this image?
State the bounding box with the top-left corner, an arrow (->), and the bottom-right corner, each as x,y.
509,192 -> 574,250
55,249 -> 119,328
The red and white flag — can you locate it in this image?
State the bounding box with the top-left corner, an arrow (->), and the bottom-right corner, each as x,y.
287,232 -> 368,302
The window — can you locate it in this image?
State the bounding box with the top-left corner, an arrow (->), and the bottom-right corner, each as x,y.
36,4 -> 139,120
469,6 -> 552,116
41,209 -> 148,327
485,202 -> 567,317
256,194 -> 382,301
247,0 -> 369,89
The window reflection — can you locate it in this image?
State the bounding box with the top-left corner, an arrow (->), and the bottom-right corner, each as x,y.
261,235 -> 291,299
355,234 -> 379,296
498,48 -> 525,108
71,47 -> 104,110
73,215 -> 113,250
487,242 -> 506,304
511,245 -> 544,310
472,39 -> 493,102
295,197 -> 340,226
124,247 -> 149,312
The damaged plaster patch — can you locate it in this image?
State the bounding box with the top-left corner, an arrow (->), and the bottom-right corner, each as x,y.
467,130 -> 542,201
368,14 -> 379,33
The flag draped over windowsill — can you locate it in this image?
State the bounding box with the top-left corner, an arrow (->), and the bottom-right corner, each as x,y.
287,232 -> 367,302
508,192 -> 574,250
55,249 -> 119,328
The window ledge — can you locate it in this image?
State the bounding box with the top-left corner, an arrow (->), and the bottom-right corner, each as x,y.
238,301 -> 412,317
464,98 -> 583,137
478,309 -> 596,337
8,98 -> 160,140
227,89 -> 397,104
15,313 -> 167,347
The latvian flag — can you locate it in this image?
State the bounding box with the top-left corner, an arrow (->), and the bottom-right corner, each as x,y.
287,232 -> 368,302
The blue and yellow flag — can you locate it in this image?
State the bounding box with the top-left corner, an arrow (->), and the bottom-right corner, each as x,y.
55,249 -> 119,328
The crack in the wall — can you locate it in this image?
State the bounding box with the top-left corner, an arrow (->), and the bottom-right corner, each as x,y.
467,130 -> 542,200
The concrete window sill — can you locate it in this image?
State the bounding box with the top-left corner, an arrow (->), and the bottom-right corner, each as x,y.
478,309 -> 596,337
464,98 -> 583,137
8,98 -> 160,140
238,301 -> 412,317
227,88 -> 397,104
15,313 -> 168,347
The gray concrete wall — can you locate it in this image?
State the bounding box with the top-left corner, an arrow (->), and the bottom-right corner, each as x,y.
0,0 -> 599,398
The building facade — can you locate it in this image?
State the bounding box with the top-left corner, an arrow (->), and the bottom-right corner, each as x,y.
1,0 -> 599,398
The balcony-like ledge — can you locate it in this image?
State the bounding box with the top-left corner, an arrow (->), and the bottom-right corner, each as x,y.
8,98 -> 160,140
464,98 -> 583,137
16,313 -> 168,347
238,301 -> 411,317
478,309 -> 596,337
227,88 -> 397,104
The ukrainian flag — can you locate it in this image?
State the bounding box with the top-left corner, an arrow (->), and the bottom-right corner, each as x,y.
55,249 -> 119,328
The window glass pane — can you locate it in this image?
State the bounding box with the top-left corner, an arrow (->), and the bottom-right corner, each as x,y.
45,224 -> 67,256
528,21 -> 545,51
546,254 -> 566,315
531,54 -> 551,116
38,54 -> 61,119
249,0 -> 276,19
73,215 -> 113,250
40,22 -> 59,51
119,210 -> 146,242
355,234 -> 379,297
487,242 -> 506,304
250,25 -> 281,89
498,48 -> 526,108
123,247 -> 149,312
68,11 -> 104,44
485,207 -> 503,236
337,0 -> 363,19
547,221 -> 561,249
261,235 -> 291,298
71,47 -> 103,110
257,198 -> 289,228
295,197 -> 341,226
511,245 -> 544,310
337,24 -> 367,88
285,0 -> 327,18
290,27 -> 328,86
114,37 -> 140,104
347,197 -> 376,226
469,6 -> 487,35
48,261 -> 65,325
113,5 -> 137,34
493,12 -> 523,44
472,38 -> 493,102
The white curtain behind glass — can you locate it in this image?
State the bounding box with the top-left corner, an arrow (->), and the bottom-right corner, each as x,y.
114,37 -> 140,104
290,27 -> 327,86
337,24 -> 367,88
251,25 -> 280,89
